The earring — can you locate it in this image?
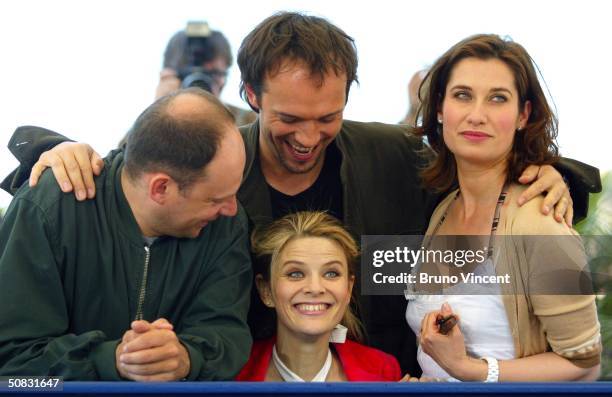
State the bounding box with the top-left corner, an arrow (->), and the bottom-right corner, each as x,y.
517,126 -> 523,131
437,117 -> 442,124
262,296 -> 274,307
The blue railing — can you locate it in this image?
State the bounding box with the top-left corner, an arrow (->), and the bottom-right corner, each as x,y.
2,382 -> 612,396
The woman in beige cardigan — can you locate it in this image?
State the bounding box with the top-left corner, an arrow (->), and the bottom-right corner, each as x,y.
404,34 -> 601,381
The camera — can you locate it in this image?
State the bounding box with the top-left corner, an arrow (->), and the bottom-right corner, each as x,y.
177,21 -> 218,93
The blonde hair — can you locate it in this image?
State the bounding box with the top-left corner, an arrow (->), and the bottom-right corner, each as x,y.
251,211 -> 364,342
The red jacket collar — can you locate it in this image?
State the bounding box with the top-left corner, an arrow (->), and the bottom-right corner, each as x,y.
236,336 -> 401,382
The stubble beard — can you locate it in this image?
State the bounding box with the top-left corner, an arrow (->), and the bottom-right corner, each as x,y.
277,148 -> 323,175
270,136 -> 326,175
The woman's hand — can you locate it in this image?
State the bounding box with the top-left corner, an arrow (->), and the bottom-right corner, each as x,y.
398,373 -> 420,382
398,373 -> 445,382
419,302 -> 470,378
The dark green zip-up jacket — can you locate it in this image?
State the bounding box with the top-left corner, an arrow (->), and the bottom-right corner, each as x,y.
0,150 -> 252,380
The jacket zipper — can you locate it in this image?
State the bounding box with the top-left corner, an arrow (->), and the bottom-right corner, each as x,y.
135,245 -> 150,321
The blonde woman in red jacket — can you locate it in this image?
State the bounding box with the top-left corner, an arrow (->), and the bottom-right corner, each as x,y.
237,211 -> 401,382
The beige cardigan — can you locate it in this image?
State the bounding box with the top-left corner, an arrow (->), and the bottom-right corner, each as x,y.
427,184 -> 601,368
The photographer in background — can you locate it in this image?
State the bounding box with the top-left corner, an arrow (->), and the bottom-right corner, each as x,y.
155,22 -> 256,126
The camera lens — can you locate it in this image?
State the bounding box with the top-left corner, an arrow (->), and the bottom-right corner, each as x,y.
181,71 -> 214,93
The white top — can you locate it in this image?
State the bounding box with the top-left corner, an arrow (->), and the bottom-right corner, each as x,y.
272,345 -> 332,382
405,292 -> 516,381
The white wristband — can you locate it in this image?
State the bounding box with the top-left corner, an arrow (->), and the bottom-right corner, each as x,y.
481,356 -> 499,382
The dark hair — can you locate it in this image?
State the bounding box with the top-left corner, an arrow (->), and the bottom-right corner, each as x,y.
123,88 -> 235,191
237,12 -> 358,112
416,34 -> 559,192
163,29 -> 233,70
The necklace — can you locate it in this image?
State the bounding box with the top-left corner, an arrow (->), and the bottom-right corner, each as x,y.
428,181 -> 509,258
272,345 -> 332,382
404,182 -> 509,299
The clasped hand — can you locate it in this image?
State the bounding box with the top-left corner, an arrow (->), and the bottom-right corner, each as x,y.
115,318 -> 191,381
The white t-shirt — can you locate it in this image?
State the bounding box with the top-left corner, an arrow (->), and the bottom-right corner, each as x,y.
405,292 -> 516,380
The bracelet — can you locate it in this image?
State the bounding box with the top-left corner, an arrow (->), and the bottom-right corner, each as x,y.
480,356 -> 499,382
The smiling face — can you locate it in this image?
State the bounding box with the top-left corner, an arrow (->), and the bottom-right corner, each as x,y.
439,57 -> 531,168
153,126 -> 246,238
246,60 -> 346,177
258,236 -> 354,341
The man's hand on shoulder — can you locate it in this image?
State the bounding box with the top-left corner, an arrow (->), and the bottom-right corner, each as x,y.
517,164 -> 573,225
29,141 -> 104,201
115,318 -> 191,382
